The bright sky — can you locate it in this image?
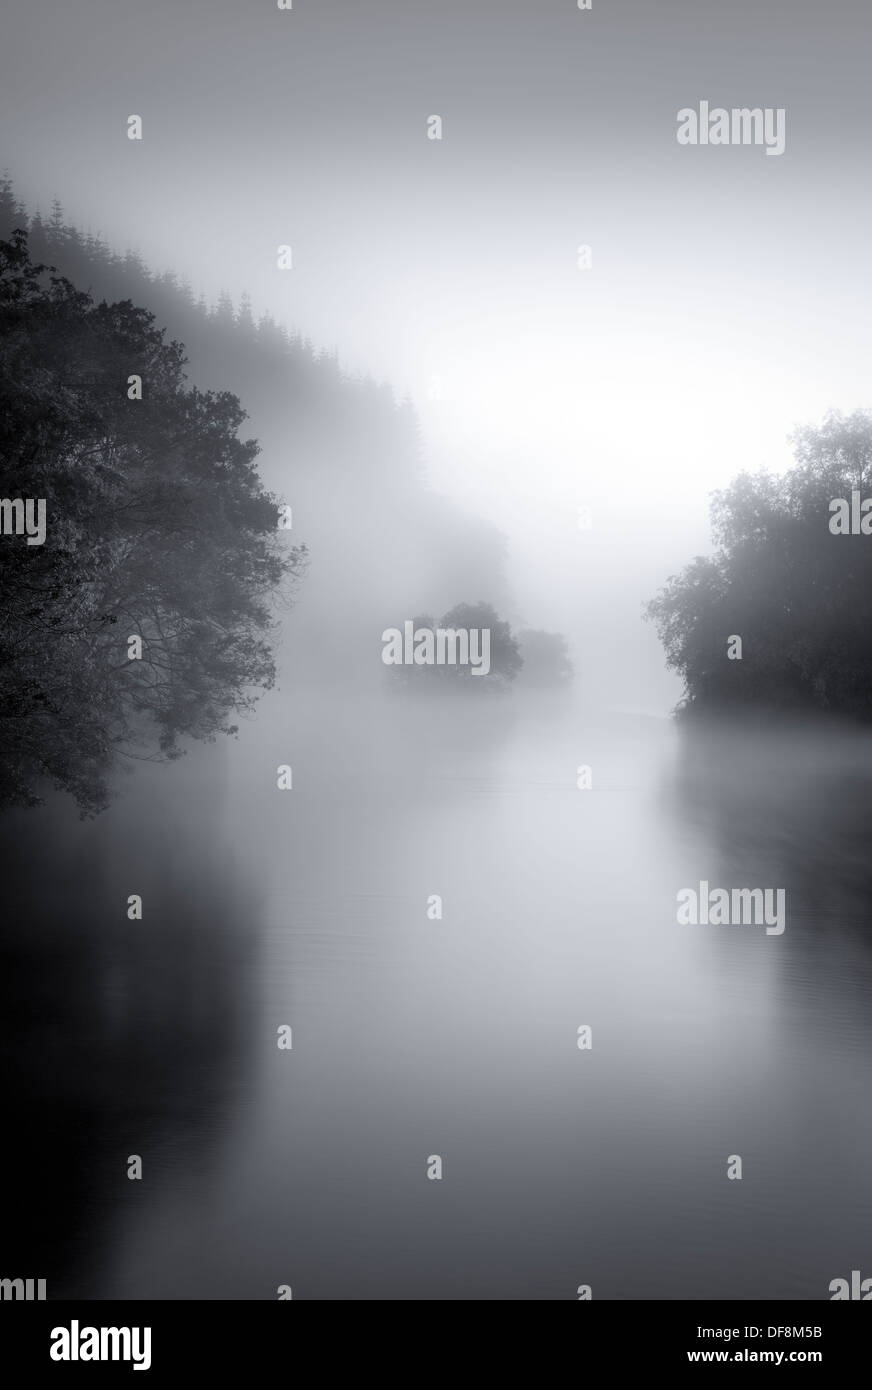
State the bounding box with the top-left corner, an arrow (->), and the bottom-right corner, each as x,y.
3,0 -> 870,706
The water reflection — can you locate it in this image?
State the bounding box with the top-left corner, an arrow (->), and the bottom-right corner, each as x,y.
1,701 -> 871,1299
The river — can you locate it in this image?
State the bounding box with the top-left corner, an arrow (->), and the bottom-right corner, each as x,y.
3,690 -> 871,1299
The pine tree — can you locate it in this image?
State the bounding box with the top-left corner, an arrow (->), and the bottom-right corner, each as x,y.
0,174 -> 21,239
213,289 -> 235,325
236,291 -> 255,336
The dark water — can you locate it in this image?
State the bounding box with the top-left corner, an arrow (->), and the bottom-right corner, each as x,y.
3,692 -> 872,1300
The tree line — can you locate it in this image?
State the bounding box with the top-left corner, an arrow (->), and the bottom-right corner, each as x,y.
647,411 -> 872,718
0,228 -> 305,813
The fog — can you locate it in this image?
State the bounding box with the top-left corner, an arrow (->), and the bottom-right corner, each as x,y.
2,0 -> 872,1303
5,1 -> 872,708
5,704 -> 872,1298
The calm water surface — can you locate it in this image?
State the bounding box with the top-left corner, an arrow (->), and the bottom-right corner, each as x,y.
3,691 -> 872,1299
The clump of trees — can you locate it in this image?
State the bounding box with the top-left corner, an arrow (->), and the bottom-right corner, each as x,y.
385,601 -> 523,689
0,176 -> 513,688
0,230 -> 305,813
646,410 -> 872,717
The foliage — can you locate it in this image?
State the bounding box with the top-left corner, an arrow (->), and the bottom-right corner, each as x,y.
0,229 -> 305,812
645,410 -> 872,716
386,601 -> 523,689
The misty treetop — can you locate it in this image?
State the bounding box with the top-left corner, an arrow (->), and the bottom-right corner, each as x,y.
384,602 -> 523,689
0,229 -> 305,813
0,178 -> 511,683
646,410 -> 872,717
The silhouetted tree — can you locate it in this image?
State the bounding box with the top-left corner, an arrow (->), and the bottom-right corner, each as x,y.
0,174 -> 510,691
385,603 -> 522,690
213,290 -> 235,327
236,292 -> 256,338
0,230 -> 306,812
440,602 -> 522,684
0,174 -> 20,231
646,410 -> 872,717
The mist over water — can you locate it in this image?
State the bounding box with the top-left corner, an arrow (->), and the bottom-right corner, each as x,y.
3,687 -> 871,1300
3,0 -> 872,1314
